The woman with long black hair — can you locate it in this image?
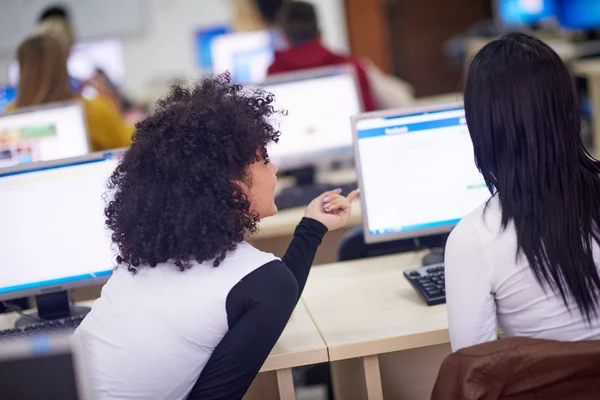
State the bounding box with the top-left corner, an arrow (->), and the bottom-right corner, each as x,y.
445,32 -> 600,351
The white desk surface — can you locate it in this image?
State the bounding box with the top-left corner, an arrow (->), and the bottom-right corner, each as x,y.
302,252 -> 449,361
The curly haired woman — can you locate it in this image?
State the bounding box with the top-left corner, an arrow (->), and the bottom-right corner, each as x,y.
72,74 -> 358,400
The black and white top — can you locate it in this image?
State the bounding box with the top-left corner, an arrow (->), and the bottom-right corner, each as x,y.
73,218 -> 327,400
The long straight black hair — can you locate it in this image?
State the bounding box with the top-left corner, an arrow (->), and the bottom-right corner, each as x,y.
464,32 -> 600,320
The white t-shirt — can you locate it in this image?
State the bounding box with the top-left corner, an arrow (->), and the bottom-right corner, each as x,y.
445,196 -> 600,351
72,242 -> 277,400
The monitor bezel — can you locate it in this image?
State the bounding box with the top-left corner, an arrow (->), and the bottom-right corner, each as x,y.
259,64 -> 363,171
0,149 -> 126,302
352,101 -> 468,245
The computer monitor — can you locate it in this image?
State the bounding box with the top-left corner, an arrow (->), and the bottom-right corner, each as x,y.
210,30 -> 275,84
557,0 -> 600,30
353,103 -> 490,244
495,0 -> 558,26
0,150 -> 122,323
259,65 -> 363,171
0,102 -> 89,168
9,37 -> 126,88
0,333 -> 92,399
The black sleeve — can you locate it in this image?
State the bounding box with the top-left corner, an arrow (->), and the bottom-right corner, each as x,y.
186,218 -> 327,400
281,217 -> 328,295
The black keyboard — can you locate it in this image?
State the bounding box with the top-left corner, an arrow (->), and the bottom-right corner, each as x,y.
275,182 -> 359,211
0,314 -> 85,341
403,264 -> 446,306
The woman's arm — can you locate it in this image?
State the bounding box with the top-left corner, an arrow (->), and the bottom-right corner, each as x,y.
186,219 -> 326,399
445,218 -> 497,351
186,261 -> 298,400
188,190 -> 358,399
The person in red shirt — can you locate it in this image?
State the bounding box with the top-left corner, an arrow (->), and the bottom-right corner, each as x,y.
267,1 -> 377,111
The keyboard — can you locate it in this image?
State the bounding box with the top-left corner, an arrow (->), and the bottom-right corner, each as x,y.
0,314 -> 85,341
275,182 -> 359,211
403,264 -> 446,306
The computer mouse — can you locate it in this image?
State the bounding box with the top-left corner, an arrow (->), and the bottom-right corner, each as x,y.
422,248 -> 445,266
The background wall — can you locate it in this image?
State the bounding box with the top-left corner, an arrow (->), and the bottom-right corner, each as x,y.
0,0 -> 348,96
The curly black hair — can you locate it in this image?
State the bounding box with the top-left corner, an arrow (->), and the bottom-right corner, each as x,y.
105,74 -> 280,273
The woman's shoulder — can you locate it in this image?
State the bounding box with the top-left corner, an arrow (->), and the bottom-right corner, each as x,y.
448,197 -> 502,250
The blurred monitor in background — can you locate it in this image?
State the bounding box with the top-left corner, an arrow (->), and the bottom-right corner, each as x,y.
0,102 -> 89,168
495,0 -> 558,26
211,30 -> 275,84
259,65 -> 362,171
0,86 -> 17,115
557,0 -> 600,31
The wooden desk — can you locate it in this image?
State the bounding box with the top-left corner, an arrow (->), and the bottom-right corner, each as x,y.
0,299 -> 327,400
573,58 -> 600,157
302,253 -> 451,400
245,300 -> 329,400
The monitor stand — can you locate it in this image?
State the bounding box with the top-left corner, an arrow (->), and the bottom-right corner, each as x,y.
15,291 -> 90,329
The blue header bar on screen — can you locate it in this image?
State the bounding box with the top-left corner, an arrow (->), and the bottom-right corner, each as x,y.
358,115 -> 467,139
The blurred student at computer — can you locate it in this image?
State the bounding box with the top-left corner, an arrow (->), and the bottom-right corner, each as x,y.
268,1 -> 414,111
445,33 -> 600,351
267,1 -> 376,111
5,35 -> 132,152
73,74 -> 359,400
36,4 -> 132,113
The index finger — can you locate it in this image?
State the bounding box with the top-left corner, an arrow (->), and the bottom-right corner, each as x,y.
346,189 -> 360,203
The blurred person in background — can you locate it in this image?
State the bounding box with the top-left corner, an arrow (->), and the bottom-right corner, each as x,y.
36,4 -> 133,114
267,1 -> 376,111
37,4 -> 75,52
5,35 -> 133,151
259,1 -> 413,110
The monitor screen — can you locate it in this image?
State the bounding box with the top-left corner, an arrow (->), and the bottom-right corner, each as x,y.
9,37 -> 126,88
557,0 -> 600,29
0,102 -> 89,168
354,105 -> 490,243
211,30 -> 274,84
496,0 -> 557,25
260,66 -> 362,170
0,151 -> 121,301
